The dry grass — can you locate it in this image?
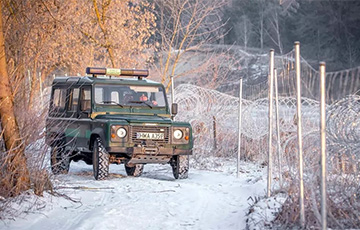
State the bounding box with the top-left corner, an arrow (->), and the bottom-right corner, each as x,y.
0,99 -> 54,219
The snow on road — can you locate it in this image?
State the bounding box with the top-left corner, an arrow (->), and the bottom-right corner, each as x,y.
1,160 -> 267,230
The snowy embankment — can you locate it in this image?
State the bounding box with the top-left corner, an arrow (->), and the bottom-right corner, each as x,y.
1,160 -> 270,230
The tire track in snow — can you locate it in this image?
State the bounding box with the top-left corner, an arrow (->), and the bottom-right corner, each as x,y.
61,190 -> 113,230
0,162 -> 267,230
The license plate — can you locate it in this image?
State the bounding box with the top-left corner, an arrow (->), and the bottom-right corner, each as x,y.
136,132 -> 164,140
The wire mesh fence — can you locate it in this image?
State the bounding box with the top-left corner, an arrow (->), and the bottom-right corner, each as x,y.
174,46 -> 360,229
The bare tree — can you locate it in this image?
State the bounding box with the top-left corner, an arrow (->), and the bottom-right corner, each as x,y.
258,0 -> 268,50
237,15 -> 253,51
75,0 -> 156,69
153,0 -> 227,91
0,0 -> 30,197
4,0 -> 156,109
0,0 -> 156,198
265,8 -> 283,54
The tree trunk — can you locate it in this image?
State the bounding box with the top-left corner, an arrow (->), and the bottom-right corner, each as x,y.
28,60 -> 39,109
0,1 -> 30,196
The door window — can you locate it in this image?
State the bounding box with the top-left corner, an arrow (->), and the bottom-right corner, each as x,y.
69,88 -> 80,112
80,88 -> 91,112
52,88 -> 67,114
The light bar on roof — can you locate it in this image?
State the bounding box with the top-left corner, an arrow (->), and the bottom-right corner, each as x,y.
86,67 -> 149,77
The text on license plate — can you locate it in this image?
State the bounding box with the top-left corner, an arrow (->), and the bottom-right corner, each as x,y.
136,132 -> 164,140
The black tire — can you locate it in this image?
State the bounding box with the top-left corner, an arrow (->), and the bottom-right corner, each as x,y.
125,164 -> 144,177
171,155 -> 189,179
92,137 -> 109,180
50,144 -> 70,175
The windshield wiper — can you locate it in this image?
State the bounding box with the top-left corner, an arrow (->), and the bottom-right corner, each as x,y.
128,100 -> 153,108
100,100 -> 124,108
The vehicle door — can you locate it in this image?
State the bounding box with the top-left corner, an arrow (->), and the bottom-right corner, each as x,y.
47,86 -> 69,145
64,87 -> 81,150
77,86 -> 92,148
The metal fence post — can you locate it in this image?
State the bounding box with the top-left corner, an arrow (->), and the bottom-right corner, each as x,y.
237,77 -> 243,178
267,49 -> 275,198
319,62 -> 327,230
171,75 -> 175,105
274,68 -> 283,187
295,41 -> 305,228
171,75 -> 175,121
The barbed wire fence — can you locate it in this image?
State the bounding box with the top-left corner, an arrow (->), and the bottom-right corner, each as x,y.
174,43 -> 360,229
275,45 -> 360,229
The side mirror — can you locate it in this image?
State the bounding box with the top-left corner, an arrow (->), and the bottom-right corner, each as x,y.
171,103 -> 178,116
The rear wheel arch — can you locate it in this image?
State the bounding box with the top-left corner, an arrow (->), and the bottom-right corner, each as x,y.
50,136 -> 70,175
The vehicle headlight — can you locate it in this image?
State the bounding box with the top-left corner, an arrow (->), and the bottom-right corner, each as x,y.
173,129 -> 183,139
117,128 -> 127,138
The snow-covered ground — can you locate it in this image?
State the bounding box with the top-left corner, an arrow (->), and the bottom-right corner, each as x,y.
1,159 -> 269,230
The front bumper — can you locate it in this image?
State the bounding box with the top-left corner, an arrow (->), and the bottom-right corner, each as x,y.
107,146 -> 192,165
107,146 -> 192,156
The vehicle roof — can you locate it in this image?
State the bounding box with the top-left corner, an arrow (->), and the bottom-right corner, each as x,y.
52,76 -> 163,87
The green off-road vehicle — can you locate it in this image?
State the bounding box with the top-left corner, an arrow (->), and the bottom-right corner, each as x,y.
45,67 -> 193,180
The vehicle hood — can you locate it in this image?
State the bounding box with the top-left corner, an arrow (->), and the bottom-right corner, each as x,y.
94,114 -> 172,124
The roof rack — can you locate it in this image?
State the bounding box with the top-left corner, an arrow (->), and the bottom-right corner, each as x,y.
86,67 -> 149,80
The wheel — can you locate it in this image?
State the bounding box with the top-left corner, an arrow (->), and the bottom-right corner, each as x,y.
125,164 -> 144,177
50,143 -> 70,175
171,155 -> 189,179
92,137 -> 109,180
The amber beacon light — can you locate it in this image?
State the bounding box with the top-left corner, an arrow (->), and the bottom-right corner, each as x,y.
86,67 -> 149,79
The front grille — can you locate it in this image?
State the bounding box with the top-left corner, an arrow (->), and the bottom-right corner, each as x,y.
130,126 -> 170,145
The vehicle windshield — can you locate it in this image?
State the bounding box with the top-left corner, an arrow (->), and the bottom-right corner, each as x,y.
94,84 -> 167,108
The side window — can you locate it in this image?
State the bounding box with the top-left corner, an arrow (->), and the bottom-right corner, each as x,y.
154,92 -> 165,106
68,88 -> 80,112
95,87 -> 103,104
80,88 -> 91,112
51,88 -> 67,114
111,91 -> 119,103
